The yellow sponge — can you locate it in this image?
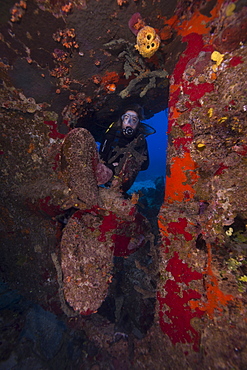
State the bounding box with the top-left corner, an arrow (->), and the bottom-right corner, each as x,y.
135,26 -> 160,58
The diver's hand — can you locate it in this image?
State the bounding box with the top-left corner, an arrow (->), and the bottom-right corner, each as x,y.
96,163 -> 113,185
111,175 -> 121,188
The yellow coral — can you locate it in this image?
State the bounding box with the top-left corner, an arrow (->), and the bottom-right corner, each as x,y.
225,3 -> 236,17
211,51 -> 224,72
239,275 -> 247,283
207,108 -> 213,118
196,142 -> 206,151
135,26 -> 160,58
218,116 -> 228,124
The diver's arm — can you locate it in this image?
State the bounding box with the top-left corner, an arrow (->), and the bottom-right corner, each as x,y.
99,135 -> 118,174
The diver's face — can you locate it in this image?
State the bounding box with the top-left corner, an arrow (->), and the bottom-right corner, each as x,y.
121,110 -> 139,130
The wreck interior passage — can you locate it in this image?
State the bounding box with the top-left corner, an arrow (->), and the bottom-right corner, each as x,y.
1,0 -> 247,368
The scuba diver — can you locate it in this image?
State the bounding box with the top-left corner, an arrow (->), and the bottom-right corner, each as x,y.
99,104 -> 149,193
60,104 -> 150,208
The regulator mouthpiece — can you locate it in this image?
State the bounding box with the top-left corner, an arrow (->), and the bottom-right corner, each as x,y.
122,126 -> 134,137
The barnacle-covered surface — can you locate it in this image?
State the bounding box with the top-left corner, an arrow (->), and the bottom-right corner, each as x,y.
1,0 -> 247,368
60,127 -> 101,208
60,210 -> 115,315
157,0 -> 247,367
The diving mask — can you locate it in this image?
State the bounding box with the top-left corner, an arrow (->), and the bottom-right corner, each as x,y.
121,113 -> 139,126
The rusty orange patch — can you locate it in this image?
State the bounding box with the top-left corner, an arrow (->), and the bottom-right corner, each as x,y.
165,0 -> 225,37
27,142 -> 35,153
165,152 -> 199,203
189,244 -> 234,318
158,215 -> 169,237
101,71 -> 119,85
